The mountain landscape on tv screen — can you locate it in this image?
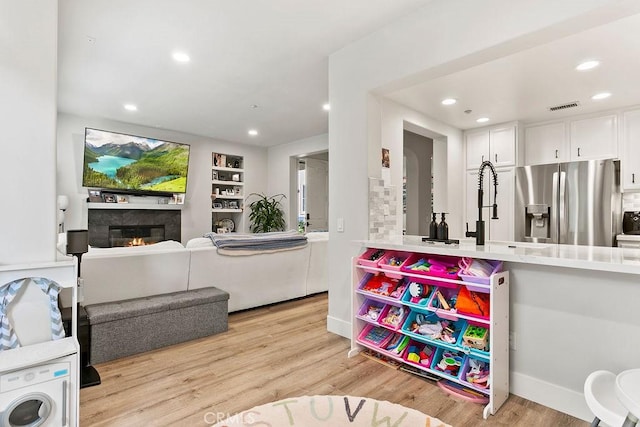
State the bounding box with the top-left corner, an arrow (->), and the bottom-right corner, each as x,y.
82,130 -> 189,193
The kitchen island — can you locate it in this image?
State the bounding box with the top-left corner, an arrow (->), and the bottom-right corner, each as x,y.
356,237 -> 640,422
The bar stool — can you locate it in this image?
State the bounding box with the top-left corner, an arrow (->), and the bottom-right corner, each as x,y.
616,369 -> 640,427
584,370 -> 627,427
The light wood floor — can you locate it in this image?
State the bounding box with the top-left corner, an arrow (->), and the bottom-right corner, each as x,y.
80,293 -> 588,426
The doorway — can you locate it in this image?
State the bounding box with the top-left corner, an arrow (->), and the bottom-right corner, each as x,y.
297,151 -> 329,232
403,130 -> 433,236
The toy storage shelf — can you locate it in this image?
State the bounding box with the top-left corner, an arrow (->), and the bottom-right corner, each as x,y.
349,246 -> 509,419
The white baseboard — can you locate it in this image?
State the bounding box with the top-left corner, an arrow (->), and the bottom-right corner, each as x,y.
511,371 -> 593,422
326,315 -> 351,339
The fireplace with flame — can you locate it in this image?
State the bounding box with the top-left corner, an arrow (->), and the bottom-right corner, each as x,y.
109,225 -> 166,247
88,209 -> 181,248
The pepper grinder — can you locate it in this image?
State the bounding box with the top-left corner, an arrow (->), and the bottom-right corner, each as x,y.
429,212 -> 438,239
437,212 -> 449,240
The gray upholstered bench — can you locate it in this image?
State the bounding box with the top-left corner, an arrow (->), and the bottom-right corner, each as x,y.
85,287 -> 229,364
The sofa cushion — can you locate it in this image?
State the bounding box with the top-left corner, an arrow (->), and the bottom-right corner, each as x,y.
86,287 -> 229,324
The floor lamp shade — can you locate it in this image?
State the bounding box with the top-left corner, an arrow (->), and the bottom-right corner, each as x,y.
66,229 -> 89,255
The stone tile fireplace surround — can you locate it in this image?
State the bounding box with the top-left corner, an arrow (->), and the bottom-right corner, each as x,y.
88,209 -> 181,248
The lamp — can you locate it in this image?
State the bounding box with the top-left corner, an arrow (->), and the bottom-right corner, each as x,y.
66,229 -> 101,388
57,195 -> 69,233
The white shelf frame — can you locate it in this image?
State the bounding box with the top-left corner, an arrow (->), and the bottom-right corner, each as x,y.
212,208 -> 243,213
212,180 -> 244,186
211,165 -> 245,173
349,249 -> 509,419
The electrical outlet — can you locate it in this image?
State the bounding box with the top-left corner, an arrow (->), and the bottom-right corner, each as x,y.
509,331 -> 517,351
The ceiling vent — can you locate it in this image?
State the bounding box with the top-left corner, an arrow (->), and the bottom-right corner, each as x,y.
549,101 -> 580,112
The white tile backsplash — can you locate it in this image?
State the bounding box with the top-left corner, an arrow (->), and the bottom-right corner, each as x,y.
368,178 -> 399,240
623,192 -> 640,211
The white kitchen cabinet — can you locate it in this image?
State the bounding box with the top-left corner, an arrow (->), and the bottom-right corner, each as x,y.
622,109 -> 640,191
465,124 -> 518,170
465,129 -> 490,170
524,122 -> 567,165
465,168 -> 514,242
569,114 -> 617,161
490,126 -> 516,168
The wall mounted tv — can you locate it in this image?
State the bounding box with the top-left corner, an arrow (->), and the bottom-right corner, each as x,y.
82,128 -> 190,195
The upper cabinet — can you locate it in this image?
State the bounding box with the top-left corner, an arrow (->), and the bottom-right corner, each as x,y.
465,123 -> 519,170
569,114 -> 617,161
524,122 -> 567,166
622,109 -> 640,191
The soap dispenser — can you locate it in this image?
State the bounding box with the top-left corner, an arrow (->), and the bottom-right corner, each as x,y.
437,212 -> 449,240
429,212 -> 438,239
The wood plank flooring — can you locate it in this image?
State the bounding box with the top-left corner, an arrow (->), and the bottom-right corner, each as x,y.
80,293 -> 588,426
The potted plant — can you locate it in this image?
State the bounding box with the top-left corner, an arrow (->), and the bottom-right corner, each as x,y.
247,193 -> 286,233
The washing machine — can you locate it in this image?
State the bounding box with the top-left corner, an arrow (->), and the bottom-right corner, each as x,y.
0,356 -> 72,427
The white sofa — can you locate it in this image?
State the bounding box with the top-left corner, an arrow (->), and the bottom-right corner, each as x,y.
72,233 -> 328,312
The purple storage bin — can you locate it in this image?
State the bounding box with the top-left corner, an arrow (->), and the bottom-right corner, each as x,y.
357,299 -> 386,323
459,260 -> 503,292
459,357 -> 491,391
378,304 -> 409,330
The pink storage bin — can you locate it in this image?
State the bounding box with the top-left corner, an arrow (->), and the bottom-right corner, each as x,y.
357,324 -> 394,348
377,304 -> 409,330
459,260 -> 503,293
357,248 -> 386,273
401,254 -> 461,280
428,286 -> 461,321
377,251 -> 411,279
402,340 -> 436,368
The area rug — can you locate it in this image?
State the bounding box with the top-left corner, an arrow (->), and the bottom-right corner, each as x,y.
213,395 -> 451,426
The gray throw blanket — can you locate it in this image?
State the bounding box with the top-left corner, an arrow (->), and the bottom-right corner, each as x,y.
204,230 -> 307,253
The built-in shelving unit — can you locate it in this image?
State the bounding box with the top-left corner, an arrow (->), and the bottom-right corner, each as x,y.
212,152 -> 244,232
349,246 -> 509,419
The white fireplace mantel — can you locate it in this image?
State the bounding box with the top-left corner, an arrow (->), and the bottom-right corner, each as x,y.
87,203 -> 184,210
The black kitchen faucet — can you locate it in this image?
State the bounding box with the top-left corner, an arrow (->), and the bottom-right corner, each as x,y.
465,160 -> 499,245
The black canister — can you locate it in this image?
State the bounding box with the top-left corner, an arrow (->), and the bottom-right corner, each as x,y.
429,212 -> 438,238
437,212 -> 449,240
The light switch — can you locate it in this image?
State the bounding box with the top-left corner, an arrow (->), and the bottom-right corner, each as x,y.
337,217 -> 344,232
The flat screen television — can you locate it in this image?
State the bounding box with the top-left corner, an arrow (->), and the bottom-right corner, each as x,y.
82,128 -> 190,195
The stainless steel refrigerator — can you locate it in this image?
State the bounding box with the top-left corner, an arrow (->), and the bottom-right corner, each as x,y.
514,159 -> 621,246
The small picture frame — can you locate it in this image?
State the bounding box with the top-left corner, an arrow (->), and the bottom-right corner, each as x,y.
117,195 -> 128,204
233,186 -> 242,196
232,173 -> 240,182
103,194 -> 116,203
212,170 -> 218,180
88,189 -> 102,203
213,202 -> 223,209
229,201 -> 239,209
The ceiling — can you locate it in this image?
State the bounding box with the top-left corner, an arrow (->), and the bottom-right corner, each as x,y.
57,0 -> 432,147
387,12 -> 640,130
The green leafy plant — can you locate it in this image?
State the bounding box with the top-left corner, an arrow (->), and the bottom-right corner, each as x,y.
248,193 -> 286,233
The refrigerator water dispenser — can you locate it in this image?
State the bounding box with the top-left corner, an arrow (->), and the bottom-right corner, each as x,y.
525,204 -> 551,241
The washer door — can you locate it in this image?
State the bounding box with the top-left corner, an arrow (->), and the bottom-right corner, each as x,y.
2,392 -> 52,427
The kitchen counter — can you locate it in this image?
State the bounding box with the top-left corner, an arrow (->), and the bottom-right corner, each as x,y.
357,237 -> 640,423
360,236 -> 640,275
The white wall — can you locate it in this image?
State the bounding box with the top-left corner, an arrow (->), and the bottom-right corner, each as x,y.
267,133 -> 328,229
0,1 -> 58,264
56,113 -> 268,242
327,0 -> 633,335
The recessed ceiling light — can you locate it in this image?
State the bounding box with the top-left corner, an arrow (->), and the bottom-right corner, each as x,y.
124,104 -> 137,111
248,129 -> 258,136
172,52 -> 190,63
576,60 -> 600,71
476,117 -> 489,123
591,92 -> 611,100
322,103 -> 330,111
441,98 -> 457,106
